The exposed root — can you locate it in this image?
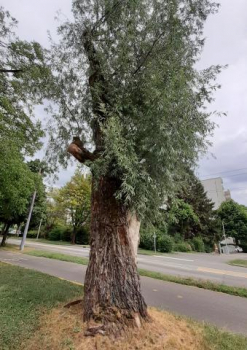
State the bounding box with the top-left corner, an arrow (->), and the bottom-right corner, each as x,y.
64,299 -> 83,308
84,306 -> 150,336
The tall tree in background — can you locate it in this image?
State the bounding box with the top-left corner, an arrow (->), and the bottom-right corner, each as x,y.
47,0 -> 221,332
0,7 -> 50,155
56,170 -> 91,244
217,200 -> 247,244
178,171 -> 215,237
0,143 -> 39,246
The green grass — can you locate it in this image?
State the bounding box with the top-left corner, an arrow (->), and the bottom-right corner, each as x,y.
25,249 -> 89,265
0,262 -> 83,350
23,249 -> 247,299
138,269 -> 247,298
138,248 -> 174,256
203,325 -> 247,350
9,236 -> 89,247
228,259 -> 247,268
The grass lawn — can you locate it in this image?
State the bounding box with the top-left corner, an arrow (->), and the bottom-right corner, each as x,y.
228,259 -> 247,268
25,249 -> 89,265
23,249 -> 247,299
0,262 -> 82,350
9,236 -> 89,247
1,262 -> 247,350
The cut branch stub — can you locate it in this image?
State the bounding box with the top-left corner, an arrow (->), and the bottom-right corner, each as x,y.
67,137 -> 99,163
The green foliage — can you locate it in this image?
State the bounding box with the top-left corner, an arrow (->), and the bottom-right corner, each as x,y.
0,142 -> 37,226
0,7 -> 47,156
178,170 -> 216,239
168,199 -> 200,239
48,226 -> 68,241
174,242 -> 192,252
217,200 -> 247,243
139,228 -> 155,250
47,0 -> 222,219
157,235 -> 174,253
46,170 -> 91,243
191,237 -> 205,252
27,229 -> 37,238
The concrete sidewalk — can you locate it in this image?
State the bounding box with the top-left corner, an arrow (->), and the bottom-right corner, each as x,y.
1,249 -> 247,336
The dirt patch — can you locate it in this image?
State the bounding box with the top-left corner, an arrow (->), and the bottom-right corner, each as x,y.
22,302 -> 209,350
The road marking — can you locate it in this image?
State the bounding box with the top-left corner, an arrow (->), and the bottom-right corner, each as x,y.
155,256 -> 194,262
197,267 -> 247,279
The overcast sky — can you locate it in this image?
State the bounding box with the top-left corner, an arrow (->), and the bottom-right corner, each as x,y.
2,0 -> 247,205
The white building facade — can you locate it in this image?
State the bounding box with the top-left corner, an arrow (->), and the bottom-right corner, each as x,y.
201,177 -> 231,210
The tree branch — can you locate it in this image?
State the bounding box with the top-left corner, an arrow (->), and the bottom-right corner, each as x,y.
67,137 -> 99,163
0,69 -> 23,73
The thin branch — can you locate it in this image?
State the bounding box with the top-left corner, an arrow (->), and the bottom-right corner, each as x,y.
0,69 -> 23,73
132,31 -> 166,75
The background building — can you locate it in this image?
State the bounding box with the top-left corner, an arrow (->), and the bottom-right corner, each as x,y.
201,177 -> 231,210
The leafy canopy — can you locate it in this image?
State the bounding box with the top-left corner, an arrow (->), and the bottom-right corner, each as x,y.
217,200 -> 247,243
47,0 -> 222,218
0,7 -> 49,155
0,142 -> 39,225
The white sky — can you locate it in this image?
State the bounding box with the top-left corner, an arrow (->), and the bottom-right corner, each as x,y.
2,0 -> 247,205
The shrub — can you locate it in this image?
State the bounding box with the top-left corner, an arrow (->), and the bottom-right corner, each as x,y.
139,228 -> 155,250
60,228 -> 72,242
173,233 -> 183,243
191,237 -> 205,252
75,226 -> 90,245
174,242 -> 192,252
48,226 -> 67,241
157,235 -> 174,253
27,230 -> 37,238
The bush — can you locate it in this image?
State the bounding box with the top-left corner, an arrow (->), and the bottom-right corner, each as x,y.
173,233 -> 183,243
48,226 -> 67,241
60,228 -> 72,242
27,230 -> 37,238
139,228 -> 154,250
75,226 -> 90,245
174,242 -> 192,252
191,237 -> 205,252
157,235 -> 174,253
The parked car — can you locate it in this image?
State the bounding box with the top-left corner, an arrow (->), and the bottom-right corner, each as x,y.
235,246 -> 243,253
8,228 -> 21,236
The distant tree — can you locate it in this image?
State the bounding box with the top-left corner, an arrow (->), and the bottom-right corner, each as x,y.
45,0 -> 222,330
0,7 -> 48,155
57,170 -> 91,244
217,200 -> 247,244
168,199 -> 200,240
178,171 -> 215,237
0,143 -> 38,246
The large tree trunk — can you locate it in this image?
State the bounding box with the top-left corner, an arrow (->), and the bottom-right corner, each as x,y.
83,176 -> 148,334
0,223 -> 11,247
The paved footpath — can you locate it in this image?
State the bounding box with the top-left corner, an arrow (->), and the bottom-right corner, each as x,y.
1,250 -> 247,336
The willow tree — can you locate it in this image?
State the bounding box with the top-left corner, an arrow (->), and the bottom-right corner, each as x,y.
47,0 -> 221,332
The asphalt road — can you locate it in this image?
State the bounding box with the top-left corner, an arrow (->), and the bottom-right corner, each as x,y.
8,238 -> 247,288
1,249 -> 247,336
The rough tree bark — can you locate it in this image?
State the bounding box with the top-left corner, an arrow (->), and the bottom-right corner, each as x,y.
0,223 -> 11,247
83,176 -> 147,333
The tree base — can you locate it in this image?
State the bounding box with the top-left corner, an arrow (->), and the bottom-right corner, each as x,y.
22,300 -> 211,350
84,305 -> 150,336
